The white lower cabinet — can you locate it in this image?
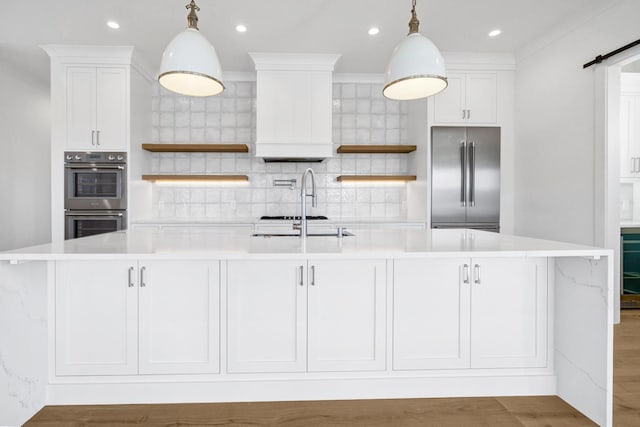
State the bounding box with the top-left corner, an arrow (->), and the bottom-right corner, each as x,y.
393,258 -> 471,370
55,260 -> 220,376
226,258 -> 386,373
470,257 -> 547,369
393,257 -> 547,370
55,260 -> 137,376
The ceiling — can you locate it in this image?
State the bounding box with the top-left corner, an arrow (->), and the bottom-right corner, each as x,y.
0,0 -> 616,83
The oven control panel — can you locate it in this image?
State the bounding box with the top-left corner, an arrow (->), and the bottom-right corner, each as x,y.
64,152 -> 127,164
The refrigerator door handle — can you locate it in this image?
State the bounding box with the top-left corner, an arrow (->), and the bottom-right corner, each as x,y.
461,141 -> 467,207
469,142 -> 476,207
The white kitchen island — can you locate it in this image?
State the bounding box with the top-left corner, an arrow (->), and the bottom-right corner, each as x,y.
0,228 -> 613,426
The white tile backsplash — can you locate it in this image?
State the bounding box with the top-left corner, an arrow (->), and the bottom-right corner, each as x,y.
150,81 -> 412,220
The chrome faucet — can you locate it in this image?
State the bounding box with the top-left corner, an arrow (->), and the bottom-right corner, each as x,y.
298,167 -> 317,238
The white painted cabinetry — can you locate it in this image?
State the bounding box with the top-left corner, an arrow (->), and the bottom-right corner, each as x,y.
55,260 -> 137,376
470,257 -> 547,368
226,259 -> 307,373
620,94 -> 640,178
66,66 -> 127,151
432,72 -> 497,124
226,258 -> 386,373
393,258 -> 471,370
393,257 -> 547,370
55,260 -> 220,376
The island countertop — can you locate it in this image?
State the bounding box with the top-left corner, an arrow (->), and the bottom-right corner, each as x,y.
0,227 -> 610,261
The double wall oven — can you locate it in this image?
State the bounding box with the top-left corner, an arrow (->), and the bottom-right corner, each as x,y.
64,152 -> 127,239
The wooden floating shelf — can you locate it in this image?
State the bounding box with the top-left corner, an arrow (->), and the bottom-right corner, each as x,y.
337,145 -> 417,154
337,175 -> 417,182
142,175 -> 249,182
142,144 -> 249,153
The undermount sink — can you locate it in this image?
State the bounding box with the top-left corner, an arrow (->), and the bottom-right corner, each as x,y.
252,231 -> 353,238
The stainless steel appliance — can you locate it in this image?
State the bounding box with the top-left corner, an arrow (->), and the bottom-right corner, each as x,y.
64,151 -> 127,210
64,151 -> 127,239
65,211 -> 127,239
431,126 -> 500,232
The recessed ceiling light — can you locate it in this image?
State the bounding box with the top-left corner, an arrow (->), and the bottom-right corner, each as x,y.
368,27 -> 380,36
236,24 -> 247,33
488,29 -> 501,37
106,20 -> 120,30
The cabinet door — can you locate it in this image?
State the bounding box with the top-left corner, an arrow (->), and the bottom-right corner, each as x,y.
95,67 -> 128,150
138,260 -> 220,375
307,259 -> 386,372
226,259 -> 307,373
465,73 -> 497,124
55,260 -> 137,376
66,67 -> 97,150
620,94 -> 640,178
393,258 -> 471,370
432,73 -> 466,123
470,257 -> 547,368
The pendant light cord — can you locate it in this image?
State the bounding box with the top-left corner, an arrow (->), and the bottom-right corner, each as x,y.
408,0 -> 420,34
186,0 -> 200,30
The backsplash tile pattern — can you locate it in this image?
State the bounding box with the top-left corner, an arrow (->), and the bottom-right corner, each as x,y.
150,81 -> 411,220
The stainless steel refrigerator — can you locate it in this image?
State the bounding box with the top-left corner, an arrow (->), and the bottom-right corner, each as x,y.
431,126 -> 500,232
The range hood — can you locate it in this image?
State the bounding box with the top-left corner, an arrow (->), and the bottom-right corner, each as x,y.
250,53 -> 341,161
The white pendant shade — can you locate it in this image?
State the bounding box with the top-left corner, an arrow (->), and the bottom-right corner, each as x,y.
159,28 -> 224,97
383,32 -> 447,101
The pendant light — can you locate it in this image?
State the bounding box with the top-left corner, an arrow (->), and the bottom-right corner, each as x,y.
383,0 -> 447,100
158,0 -> 225,97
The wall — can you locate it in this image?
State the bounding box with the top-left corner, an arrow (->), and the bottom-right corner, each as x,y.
514,0 -> 640,245
0,58 -> 50,250
148,80 -> 412,220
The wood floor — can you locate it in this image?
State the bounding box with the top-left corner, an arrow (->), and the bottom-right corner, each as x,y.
25,311 -> 640,427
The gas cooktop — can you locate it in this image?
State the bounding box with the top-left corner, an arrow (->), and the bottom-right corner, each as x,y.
260,215 -> 329,221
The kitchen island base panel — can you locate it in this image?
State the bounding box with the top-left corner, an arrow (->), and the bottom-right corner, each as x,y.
0,261 -> 48,427
554,257 -> 613,427
45,375 -> 558,406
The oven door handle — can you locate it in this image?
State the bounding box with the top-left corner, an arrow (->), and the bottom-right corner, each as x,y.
65,211 -> 124,217
65,164 -> 125,170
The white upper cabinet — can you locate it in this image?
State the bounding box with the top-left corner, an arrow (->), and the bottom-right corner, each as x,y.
66,66 -> 128,151
250,53 -> 340,159
620,74 -> 640,178
43,45 -> 133,152
432,72 -> 497,124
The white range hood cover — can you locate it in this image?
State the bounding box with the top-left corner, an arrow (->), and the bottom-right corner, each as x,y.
250,53 -> 341,161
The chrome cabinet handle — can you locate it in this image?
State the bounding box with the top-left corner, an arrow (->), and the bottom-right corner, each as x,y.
96,130 -> 100,146
462,264 -> 470,284
473,264 -> 481,284
311,265 -> 316,286
461,142 -> 467,207
462,109 -> 466,119
299,265 -> 304,286
140,266 -> 146,287
467,109 -> 471,120
128,266 -> 135,288
91,130 -> 95,145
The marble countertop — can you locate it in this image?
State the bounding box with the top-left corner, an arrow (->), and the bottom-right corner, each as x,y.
0,228 -> 609,261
